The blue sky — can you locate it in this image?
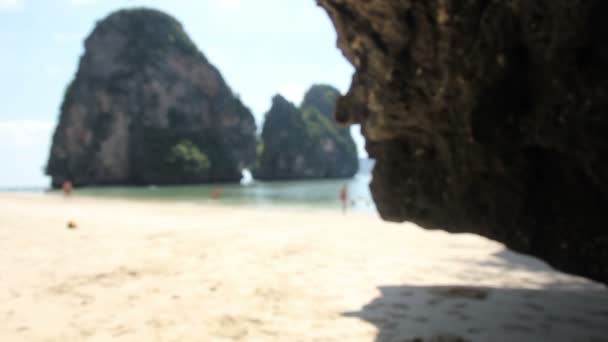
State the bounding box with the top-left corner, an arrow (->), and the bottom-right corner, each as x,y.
0,0 -> 360,188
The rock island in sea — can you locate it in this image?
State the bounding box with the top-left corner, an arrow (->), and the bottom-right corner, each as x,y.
46,8 -> 257,188
254,84 -> 359,180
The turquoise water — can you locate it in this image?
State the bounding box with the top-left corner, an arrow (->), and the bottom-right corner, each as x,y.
71,173 -> 376,213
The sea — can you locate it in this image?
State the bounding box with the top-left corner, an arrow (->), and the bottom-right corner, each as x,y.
3,159 -> 377,214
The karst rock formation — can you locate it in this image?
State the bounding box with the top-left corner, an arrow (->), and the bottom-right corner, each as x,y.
318,0 -> 608,283
255,85 -> 358,180
47,8 -> 256,187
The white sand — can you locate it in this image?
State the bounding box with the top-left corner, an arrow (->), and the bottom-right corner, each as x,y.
0,193 -> 606,342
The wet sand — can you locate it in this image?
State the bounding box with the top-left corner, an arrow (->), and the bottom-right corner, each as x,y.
0,193 -> 606,341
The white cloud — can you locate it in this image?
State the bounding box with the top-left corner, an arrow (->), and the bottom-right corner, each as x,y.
0,31 -> 16,43
68,0 -> 100,6
0,0 -> 24,11
0,119 -> 54,147
0,119 -> 54,188
44,64 -> 67,79
278,83 -> 306,105
53,32 -> 82,45
218,0 -> 241,10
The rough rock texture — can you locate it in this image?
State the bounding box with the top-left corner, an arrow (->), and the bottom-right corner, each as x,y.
254,85 -> 358,180
46,8 -> 256,187
318,0 -> 608,283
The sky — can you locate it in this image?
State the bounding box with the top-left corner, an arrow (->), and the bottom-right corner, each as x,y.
0,0 -> 361,188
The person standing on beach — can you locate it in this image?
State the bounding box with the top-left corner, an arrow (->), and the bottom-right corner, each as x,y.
62,181 -> 73,196
340,184 -> 348,213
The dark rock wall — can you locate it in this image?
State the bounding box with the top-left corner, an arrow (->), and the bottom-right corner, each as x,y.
255,85 -> 358,180
318,0 -> 608,283
47,8 -> 256,187
255,95 -> 312,180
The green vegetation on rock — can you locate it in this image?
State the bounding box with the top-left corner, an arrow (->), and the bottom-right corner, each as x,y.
166,140 -> 211,176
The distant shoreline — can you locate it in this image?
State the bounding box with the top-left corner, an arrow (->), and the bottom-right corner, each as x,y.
0,174 -> 378,215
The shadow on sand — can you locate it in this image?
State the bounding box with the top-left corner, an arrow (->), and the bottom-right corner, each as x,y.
344,249 -> 608,342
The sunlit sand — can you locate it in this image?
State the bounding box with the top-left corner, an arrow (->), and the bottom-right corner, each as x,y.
0,193 -> 606,341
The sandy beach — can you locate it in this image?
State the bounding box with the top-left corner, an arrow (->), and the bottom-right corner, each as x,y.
0,193 -> 606,341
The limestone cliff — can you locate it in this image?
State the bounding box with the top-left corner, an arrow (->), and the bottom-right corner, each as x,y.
254,85 -> 358,180
46,8 -> 256,187
318,0 -> 608,283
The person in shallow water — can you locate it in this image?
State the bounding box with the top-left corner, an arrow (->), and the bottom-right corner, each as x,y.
340,184 -> 348,213
209,188 -> 224,199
